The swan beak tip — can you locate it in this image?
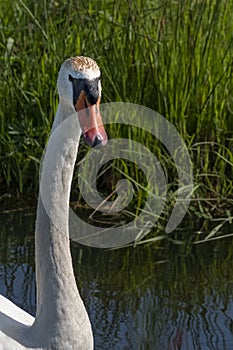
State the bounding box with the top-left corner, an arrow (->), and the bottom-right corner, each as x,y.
83,131 -> 108,148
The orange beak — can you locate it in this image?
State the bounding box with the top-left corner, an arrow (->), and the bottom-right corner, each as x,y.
75,91 -> 107,147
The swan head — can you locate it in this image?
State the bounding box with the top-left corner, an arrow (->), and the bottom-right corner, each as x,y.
57,56 -> 107,147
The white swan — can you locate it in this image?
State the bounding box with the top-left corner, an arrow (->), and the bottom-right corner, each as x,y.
0,56 -> 107,350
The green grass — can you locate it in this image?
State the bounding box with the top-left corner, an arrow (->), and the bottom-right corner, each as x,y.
0,0 -> 233,242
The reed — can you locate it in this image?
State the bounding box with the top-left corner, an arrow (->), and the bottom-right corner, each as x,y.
0,0 -> 233,240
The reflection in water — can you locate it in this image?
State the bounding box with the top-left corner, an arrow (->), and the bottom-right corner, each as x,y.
0,203 -> 233,349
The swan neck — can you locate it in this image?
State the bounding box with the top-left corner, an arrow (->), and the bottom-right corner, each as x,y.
32,100 -> 93,348
51,99 -> 75,132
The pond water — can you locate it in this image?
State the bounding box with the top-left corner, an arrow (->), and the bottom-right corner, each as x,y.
0,199 -> 233,350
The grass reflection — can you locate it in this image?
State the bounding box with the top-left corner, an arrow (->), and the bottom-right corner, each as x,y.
1,200 -> 233,349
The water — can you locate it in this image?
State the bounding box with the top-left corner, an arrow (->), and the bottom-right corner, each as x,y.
1,200 -> 233,349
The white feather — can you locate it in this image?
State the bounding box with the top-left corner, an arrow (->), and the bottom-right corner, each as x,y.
0,56 -> 96,350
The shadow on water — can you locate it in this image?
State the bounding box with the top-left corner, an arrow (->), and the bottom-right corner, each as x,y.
1,199 -> 233,349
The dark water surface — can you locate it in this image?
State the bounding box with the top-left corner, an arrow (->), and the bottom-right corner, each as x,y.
0,200 -> 233,350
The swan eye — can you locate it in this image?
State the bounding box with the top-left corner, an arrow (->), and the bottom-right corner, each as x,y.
68,74 -> 73,82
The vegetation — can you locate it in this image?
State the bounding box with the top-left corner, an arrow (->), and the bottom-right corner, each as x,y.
0,0 -> 233,242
